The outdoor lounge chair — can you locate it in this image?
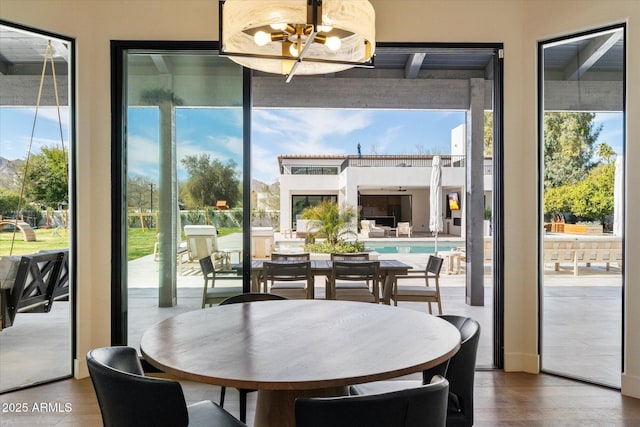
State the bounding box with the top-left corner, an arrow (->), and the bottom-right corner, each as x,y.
183,225 -> 228,273
396,222 -> 413,237
361,220 -> 386,238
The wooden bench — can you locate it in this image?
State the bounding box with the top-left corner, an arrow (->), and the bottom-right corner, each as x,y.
0,250 -> 68,329
543,237 -> 622,276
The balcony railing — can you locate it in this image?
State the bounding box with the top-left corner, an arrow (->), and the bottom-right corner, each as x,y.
280,155 -> 493,175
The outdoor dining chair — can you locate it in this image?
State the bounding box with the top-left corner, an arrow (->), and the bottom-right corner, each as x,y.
86,346 -> 246,427
270,252 -> 311,261
350,315 -> 481,427
199,256 -> 242,308
296,375 -> 449,427
328,260 -> 380,302
391,255 -> 444,314
263,260 -> 314,299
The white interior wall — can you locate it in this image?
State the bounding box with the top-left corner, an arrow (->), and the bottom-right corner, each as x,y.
3,0 -> 639,397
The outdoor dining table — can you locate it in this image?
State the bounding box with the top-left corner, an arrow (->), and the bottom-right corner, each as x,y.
249,259 -> 412,303
140,299 -> 461,427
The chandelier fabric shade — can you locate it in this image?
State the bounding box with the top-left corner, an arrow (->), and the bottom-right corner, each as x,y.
220,0 -> 375,81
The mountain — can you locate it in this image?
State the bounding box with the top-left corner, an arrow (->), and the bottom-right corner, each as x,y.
0,157 -> 24,193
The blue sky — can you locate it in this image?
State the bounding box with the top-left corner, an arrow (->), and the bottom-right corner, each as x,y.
0,107 -> 624,185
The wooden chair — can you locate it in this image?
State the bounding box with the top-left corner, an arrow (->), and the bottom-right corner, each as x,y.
199,257 -> 242,308
297,376 -> 449,427
391,255 -> 444,314
263,260 -> 314,299
0,250 -> 67,329
87,346 -> 246,427
328,260 -> 380,303
270,252 -> 310,260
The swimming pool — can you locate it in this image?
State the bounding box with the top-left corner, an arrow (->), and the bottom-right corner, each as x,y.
365,241 -> 461,254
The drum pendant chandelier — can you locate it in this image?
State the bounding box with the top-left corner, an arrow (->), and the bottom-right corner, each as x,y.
219,0 -> 376,82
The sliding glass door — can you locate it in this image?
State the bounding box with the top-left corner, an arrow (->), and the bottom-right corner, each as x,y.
112,45 -> 246,349
539,25 -> 625,387
0,22 -> 74,392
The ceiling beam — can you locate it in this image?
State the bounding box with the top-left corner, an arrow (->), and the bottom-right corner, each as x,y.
404,53 -> 426,79
564,31 -> 622,81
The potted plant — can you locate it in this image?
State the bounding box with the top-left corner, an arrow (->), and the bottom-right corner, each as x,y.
300,201 -> 363,254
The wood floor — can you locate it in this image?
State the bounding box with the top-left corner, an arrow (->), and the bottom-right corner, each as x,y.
2,371 -> 640,426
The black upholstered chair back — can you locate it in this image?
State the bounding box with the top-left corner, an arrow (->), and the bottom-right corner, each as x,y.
219,292 -> 287,305
422,315 -> 481,427
295,376 -> 449,427
87,346 -> 189,427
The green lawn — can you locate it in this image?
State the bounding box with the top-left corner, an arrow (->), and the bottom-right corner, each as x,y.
1,226 -> 242,261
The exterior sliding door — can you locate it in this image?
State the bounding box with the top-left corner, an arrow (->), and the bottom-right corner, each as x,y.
112,44 -> 246,348
0,22 -> 75,392
539,25 -> 625,387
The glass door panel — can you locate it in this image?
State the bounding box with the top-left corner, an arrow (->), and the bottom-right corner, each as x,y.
0,24 -> 73,392
124,51 -> 244,350
540,26 -> 625,387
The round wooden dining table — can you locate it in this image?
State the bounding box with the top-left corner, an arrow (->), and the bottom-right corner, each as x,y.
140,299 -> 461,427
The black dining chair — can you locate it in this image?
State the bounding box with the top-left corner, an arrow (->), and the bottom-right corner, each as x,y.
86,346 -> 246,427
295,375 -> 449,427
350,315 -> 480,427
218,293 -> 287,422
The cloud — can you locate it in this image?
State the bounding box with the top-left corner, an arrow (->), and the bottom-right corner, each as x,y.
253,108 -> 373,154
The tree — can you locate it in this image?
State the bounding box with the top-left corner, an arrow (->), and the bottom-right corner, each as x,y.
543,112 -> 601,189
180,154 -> 240,209
543,162 -> 615,223
300,200 -> 357,245
23,146 -> 68,208
127,176 -> 157,210
570,163 -> 615,223
596,142 -> 615,164
484,111 -> 493,156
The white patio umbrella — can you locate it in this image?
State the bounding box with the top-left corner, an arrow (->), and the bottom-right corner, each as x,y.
613,155 -> 623,236
429,156 -> 443,255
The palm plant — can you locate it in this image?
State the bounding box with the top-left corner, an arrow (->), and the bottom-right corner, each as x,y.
300,200 -> 357,245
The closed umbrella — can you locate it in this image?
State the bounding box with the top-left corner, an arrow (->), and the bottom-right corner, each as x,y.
613,155 -> 623,236
429,156 -> 443,255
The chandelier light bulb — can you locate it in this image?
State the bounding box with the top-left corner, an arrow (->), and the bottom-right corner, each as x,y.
270,23 -> 287,31
289,43 -> 299,57
254,31 -> 272,46
317,24 -> 333,32
325,36 -> 341,51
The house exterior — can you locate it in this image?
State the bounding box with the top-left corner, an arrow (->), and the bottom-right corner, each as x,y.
277,124 -> 493,237
278,153 -> 493,237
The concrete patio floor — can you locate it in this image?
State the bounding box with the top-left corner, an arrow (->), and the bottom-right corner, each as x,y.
0,233 -> 623,392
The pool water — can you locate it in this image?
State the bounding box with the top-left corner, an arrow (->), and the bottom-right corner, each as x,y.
365,241 -> 460,254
